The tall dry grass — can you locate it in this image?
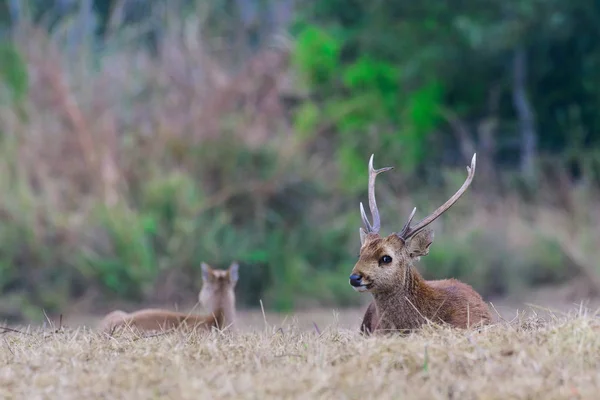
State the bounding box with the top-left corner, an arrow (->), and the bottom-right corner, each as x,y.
0,307 -> 599,399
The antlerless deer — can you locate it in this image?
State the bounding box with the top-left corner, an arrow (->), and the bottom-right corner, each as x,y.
349,154 -> 492,334
99,262 -> 238,334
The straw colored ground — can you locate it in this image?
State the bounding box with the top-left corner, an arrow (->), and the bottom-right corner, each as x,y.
1,297 -> 599,399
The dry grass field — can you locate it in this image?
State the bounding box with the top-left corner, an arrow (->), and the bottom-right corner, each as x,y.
1,300 -> 599,399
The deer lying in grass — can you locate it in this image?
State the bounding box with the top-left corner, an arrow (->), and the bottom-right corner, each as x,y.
99,262 -> 238,334
349,154 -> 491,334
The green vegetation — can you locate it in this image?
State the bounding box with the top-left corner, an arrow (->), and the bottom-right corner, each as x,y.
0,0 -> 599,320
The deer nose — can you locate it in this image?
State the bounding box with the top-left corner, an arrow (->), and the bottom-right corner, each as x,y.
349,274 -> 363,287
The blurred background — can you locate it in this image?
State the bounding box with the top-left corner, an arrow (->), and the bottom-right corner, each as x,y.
0,0 -> 599,324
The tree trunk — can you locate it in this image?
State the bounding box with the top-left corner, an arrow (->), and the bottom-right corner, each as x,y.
512,46 -> 537,182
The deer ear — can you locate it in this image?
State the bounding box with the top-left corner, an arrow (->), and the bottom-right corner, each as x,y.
359,227 -> 367,246
201,262 -> 212,281
228,262 -> 239,283
408,229 -> 434,259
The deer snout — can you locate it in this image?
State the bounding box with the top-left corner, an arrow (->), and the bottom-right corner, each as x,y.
349,274 -> 363,287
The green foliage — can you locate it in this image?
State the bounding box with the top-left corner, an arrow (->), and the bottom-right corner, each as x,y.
293,101 -> 321,139
0,42 -> 28,104
81,204 -> 158,299
522,235 -> 570,286
399,80 -> 444,172
297,0 -> 600,176
0,0 -> 598,321
291,24 -> 445,191
293,25 -> 341,87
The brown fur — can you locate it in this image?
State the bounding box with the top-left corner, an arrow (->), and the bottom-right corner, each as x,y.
353,231 -> 492,334
99,262 -> 238,334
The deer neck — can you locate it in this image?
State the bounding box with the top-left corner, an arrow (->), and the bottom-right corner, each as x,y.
371,266 -> 438,331
207,293 -> 236,330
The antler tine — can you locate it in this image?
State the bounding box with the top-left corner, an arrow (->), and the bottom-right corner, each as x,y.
399,153 -> 477,241
360,154 -> 393,234
398,207 -> 416,238
360,202 -> 372,232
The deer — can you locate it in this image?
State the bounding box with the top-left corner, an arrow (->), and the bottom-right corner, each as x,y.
349,154 -> 492,334
99,262 -> 238,334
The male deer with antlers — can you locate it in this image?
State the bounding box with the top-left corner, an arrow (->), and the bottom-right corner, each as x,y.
99,262 -> 238,334
349,154 -> 491,334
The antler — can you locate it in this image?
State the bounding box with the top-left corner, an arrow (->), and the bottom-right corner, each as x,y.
360,154 -> 393,234
398,153 -> 477,241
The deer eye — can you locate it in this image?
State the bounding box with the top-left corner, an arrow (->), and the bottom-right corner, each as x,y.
379,255 -> 392,264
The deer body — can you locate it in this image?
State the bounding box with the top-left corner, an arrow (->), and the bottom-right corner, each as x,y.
361,277 -> 491,334
350,154 -> 491,334
100,308 -> 227,332
99,262 -> 238,333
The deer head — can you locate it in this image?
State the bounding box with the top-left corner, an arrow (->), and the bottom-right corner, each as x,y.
349,154 -> 476,293
199,261 -> 239,309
